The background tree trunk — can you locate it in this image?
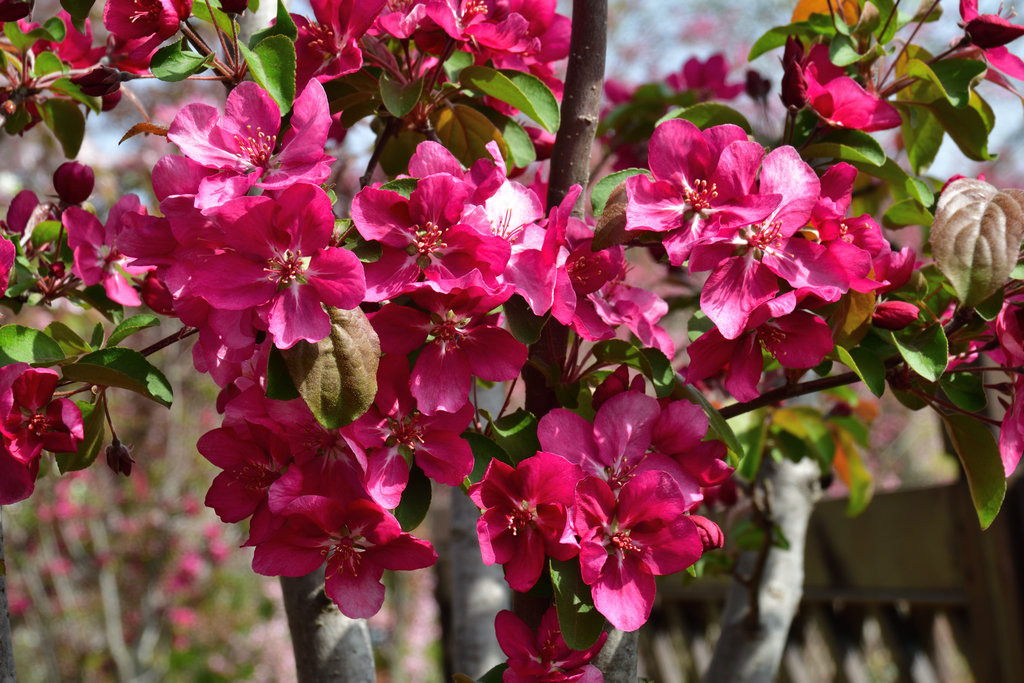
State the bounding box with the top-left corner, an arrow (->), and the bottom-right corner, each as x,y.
703,457 -> 824,683
0,509 -> 16,683
280,570 -> 375,683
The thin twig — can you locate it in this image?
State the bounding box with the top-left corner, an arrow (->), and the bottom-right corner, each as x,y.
140,326 -> 199,357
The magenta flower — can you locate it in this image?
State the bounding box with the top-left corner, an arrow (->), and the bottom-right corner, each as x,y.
348,355 -> 475,505
103,0 -> 190,49
802,45 -> 901,131
371,283 -> 527,414
995,297 -> 1024,475
167,81 -> 335,210
960,0 -> 1024,79
666,54 -> 744,100
189,183 -> 365,349
292,0 -> 386,87
468,452 -> 582,591
0,237 -> 13,296
495,607 -> 606,682
63,195 -> 149,306
573,472 -> 703,631
252,494 -> 437,618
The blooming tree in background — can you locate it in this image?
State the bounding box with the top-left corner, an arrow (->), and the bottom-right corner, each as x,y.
2,0 -> 1024,680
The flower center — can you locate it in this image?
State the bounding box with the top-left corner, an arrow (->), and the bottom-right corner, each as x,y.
388,414 -> 425,450
684,179 -> 718,212
234,125 -> 277,168
266,251 -> 305,287
304,22 -> 337,53
506,502 -> 534,536
229,461 -> 278,492
462,0 -> 488,21
748,220 -> 785,254
26,413 -> 53,434
326,536 -> 364,576
429,319 -> 464,349
610,530 -> 641,554
413,221 -> 446,255
129,0 -> 162,24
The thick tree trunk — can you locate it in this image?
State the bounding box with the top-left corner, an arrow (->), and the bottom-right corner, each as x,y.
595,628 -> 638,683
280,570 -> 375,683
703,458 -> 823,683
0,509 -> 15,683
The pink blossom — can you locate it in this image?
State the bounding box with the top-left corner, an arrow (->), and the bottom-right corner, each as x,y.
802,45 -> 901,131
63,195 -> 149,306
960,0 -> 1024,79
666,54 -> 744,100
495,607 -> 606,682
292,0 -> 386,87
468,452 -> 582,591
573,472 -> 703,631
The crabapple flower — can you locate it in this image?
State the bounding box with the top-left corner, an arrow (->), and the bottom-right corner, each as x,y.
666,54 -> 744,100
292,0 -> 386,87
1,364 -> 84,504
573,472 -> 703,631
468,452 -> 583,591
801,44 -> 901,131
167,80 -> 335,210
495,607 -> 606,682
252,494 -> 437,618
63,195 -> 149,306
103,0 -> 191,55
189,183 -> 365,349
0,237 -> 13,295
960,0 -> 1024,79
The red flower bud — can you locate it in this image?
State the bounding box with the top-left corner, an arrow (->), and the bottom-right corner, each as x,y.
966,15 -> 1024,49
220,0 -> 248,13
105,438 -> 135,476
592,365 -> 631,410
690,515 -> 725,551
0,0 -> 32,21
141,272 -> 176,316
52,162 -> 94,205
70,67 -> 122,98
745,69 -> 771,101
872,300 -> 920,330
102,90 -> 123,112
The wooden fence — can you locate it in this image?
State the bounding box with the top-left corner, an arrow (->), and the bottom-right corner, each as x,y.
648,477 -> 1024,682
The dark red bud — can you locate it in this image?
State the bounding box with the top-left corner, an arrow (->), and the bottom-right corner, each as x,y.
745,69 -> 771,101
702,478 -> 738,508
780,63 -> 808,110
70,67 -> 122,98
141,272 -> 176,316
52,161 -> 94,205
872,300 -> 920,330
592,365 -> 631,410
48,261 -> 65,278
101,90 -> 123,112
220,0 -> 248,14
690,515 -> 725,551
105,438 -> 135,476
0,0 -> 32,22
965,16 -> 1024,49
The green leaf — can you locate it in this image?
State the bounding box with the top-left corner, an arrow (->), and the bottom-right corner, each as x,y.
882,197 -> 933,229
748,18 -> 836,61
458,65 -> 560,132
591,168 -> 650,216
905,58 -> 986,109
975,287 -> 1004,321
265,345 -> 300,400
443,50 -> 474,82
89,322 -> 105,349
731,408 -> 769,481
380,73 -> 422,118
940,372 -> 987,412
549,558 -> 607,650
61,0 -> 96,31
30,220 -> 63,249
239,35 -> 296,114
657,102 -> 753,133
4,16 -> 65,51
478,108 -> 536,169
150,39 -> 214,82
191,0 -> 235,36
675,383 -> 744,462
474,664 -> 508,683
280,307 -> 379,430
848,156 -> 934,207
33,51 -> 65,78
106,314 -> 160,347
0,325 -> 66,366
772,406 -> 835,468
379,177 -> 419,199
463,432 -> 512,485
394,465 -> 431,531
802,128 -> 886,167
39,98 -> 85,158
829,33 -> 863,66
248,0 -> 297,45
45,322 -> 92,355
833,424 -> 872,516
1011,263 -> 1024,279
940,413 -> 1005,529
641,347 -> 675,398
924,91 -> 996,162
491,409 -> 540,465
502,294 -> 547,344
54,398 -> 106,472
71,285 -> 125,323
61,347 -> 174,407
432,104 -> 508,167
834,345 -> 886,397
900,103 -> 944,174
890,324 -> 948,382
49,78 -> 102,113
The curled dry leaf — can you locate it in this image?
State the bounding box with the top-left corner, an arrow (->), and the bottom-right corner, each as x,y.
592,182 -> 630,251
281,306 -> 380,430
930,178 -> 1024,307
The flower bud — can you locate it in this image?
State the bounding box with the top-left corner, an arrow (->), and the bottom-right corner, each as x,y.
965,16 -> 1024,49
102,90 -> 123,112
141,272 -> 176,316
52,162 -> 95,205
745,69 -> 771,101
70,67 -> 122,98
0,0 -> 32,21
593,365 -> 630,410
780,36 -> 807,110
105,438 -> 135,476
690,515 -> 725,551
220,0 -> 248,13
872,300 -> 920,330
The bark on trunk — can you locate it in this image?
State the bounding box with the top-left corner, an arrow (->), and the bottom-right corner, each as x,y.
595,628 -> 639,683
280,570 -> 375,683
0,508 -> 16,683
703,457 -> 823,683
